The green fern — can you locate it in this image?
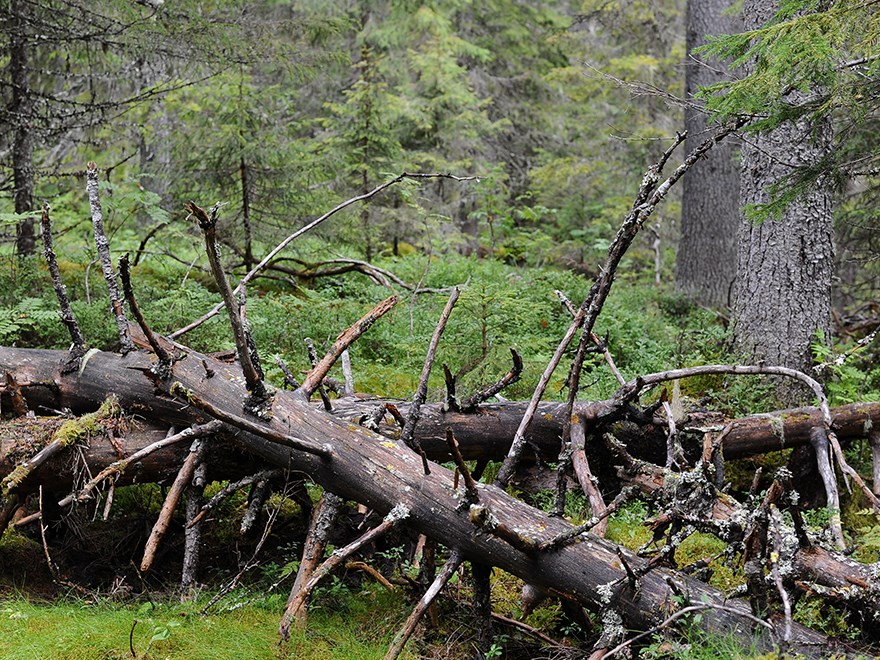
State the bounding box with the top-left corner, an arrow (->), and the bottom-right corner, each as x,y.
0,297 -> 60,344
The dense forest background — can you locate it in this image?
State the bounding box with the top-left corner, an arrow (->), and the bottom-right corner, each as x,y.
2,0 -> 880,658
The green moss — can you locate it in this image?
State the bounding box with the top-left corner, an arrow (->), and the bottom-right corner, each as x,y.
54,395 -> 123,447
605,501 -> 652,550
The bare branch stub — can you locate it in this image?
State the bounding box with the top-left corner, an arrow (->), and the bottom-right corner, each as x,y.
442,364 -> 460,412
401,287 -> 461,475
304,338 -> 333,411
118,254 -> 173,377
461,348 -> 523,411
273,355 -> 300,390
86,162 -> 134,355
445,429 -> 479,505
299,295 -> 398,398
40,202 -> 87,371
186,200 -> 270,413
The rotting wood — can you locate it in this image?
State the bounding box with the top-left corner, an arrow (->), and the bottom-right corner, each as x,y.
279,492 -> 344,638
140,438 -> 203,573
0,345 -> 847,655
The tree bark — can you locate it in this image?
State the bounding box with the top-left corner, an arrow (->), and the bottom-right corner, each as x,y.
9,0 -> 36,255
676,0 -> 741,307
732,0 -> 834,405
0,345 -> 848,656
5,360 -> 880,493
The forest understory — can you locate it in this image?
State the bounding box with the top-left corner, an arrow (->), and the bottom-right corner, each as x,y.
2,133 -> 880,660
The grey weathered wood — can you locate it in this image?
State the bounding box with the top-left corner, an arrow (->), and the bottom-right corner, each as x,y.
0,345 -> 844,656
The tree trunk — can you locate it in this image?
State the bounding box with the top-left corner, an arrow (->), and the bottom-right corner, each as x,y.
9,0 -> 36,256
0,346 -> 848,656
732,0 -> 834,405
675,0 -> 741,307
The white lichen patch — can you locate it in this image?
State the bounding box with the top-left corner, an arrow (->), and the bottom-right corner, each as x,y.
386,503 -> 411,522
596,580 -> 616,604
598,608 -> 626,646
769,415 -> 785,445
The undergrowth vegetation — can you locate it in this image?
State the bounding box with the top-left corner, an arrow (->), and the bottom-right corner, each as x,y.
1,186 -> 879,659
2,227 -> 880,658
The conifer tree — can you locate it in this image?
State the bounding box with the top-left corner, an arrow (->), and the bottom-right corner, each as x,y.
675,0 -> 741,307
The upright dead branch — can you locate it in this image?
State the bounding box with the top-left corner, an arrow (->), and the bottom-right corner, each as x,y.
40,202 -> 87,371
445,429 -> 479,504
279,492 -> 344,638
273,355 -> 300,390
239,477 -> 270,536
385,549 -> 464,660
442,364 -> 460,412
495,122 -> 744,488
461,348 -> 523,411
186,200 -> 269,410
86,161 -> 134,354
181,444 -> 207,596
400,287 -> 461,474
570,416 -> 608,537
141,438 -> 203,573
341,349 -> 354,396
281,503 -> 410,629
472,562 -> 493,650
118,254 -> 173,375
304,338 -> 332,410
809,427 -> 845,549
299,295 -> 398,398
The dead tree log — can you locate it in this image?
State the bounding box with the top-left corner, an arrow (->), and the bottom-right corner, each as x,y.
0,345 -> 850,656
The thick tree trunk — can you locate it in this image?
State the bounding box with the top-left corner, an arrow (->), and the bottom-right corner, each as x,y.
732,0 -> 834,405
676,0 -> 741,307
0,346 -> 848,656
5,355 -> 880,491
9,0 -> 36,255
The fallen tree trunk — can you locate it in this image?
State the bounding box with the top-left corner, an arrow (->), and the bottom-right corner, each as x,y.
8,358 -> 878,489
329,397 -> 880,462
0,346 -> 849,656
618,458 -> 880,623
